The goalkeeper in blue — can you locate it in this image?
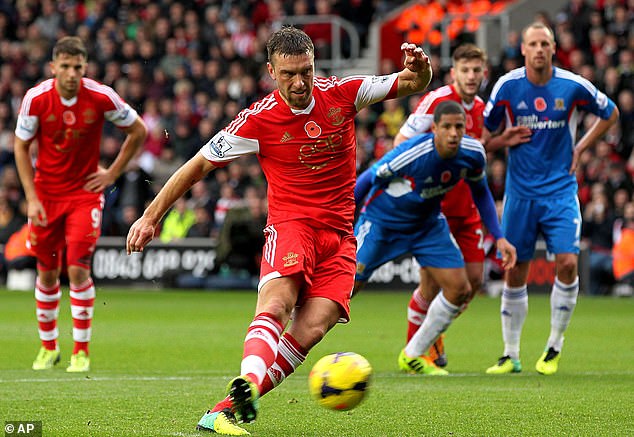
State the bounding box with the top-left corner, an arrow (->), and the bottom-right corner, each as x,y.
353,100 -> 517,375
482,22 -> 619,375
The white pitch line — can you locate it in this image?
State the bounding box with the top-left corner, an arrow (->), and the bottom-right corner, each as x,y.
0,375 -> 223,383
2,370 -> 633,384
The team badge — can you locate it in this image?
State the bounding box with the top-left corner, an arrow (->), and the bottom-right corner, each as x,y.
327,107 -> 345,126
533,97 -> 547,112
62,110 -> 76,125
304,121 -> 321,138
441,170 -> 452,183
554,98 -> 566,110
283,252 -> 299,267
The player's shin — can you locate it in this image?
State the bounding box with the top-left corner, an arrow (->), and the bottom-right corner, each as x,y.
35,279 -> 61,350
240,312 -> 284,386
404,292 -> 459,357
260,332 -> 307,396
500,285 -> 528,360
69,279 -> 95,355
406,286 -> 430,342
547,277 -> 579,351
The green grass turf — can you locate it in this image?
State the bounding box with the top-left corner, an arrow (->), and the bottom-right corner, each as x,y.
1,288 -> 632,436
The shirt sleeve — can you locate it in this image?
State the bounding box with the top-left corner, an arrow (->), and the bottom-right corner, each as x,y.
354,73 -> 399,111
104,101 -> 138,127
15,114 -> 39,141
199,130 -> 259,167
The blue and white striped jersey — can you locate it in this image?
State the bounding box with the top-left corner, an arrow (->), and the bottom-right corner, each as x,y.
484,66 -> 617,199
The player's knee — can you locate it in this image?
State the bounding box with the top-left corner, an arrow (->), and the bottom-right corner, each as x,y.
444,281 -> 472,305
556,255 -> 578,279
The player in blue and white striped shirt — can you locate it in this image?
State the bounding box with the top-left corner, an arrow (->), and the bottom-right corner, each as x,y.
483,21 -> 619,375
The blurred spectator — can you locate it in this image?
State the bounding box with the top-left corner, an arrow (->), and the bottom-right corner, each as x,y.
582,186 -> 616,295
214,186 -> 267,278
612,203 -> 634,296
160,197 -> 196,243
487,158 -> 506,202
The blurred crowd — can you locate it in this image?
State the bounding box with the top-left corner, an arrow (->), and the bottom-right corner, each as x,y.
0,0 -> 631,293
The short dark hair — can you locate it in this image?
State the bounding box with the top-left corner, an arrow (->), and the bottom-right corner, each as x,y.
433,100 -> 465,123
266,26 -> 314,64
52,36 -> 87,60
452,43 -> 487,64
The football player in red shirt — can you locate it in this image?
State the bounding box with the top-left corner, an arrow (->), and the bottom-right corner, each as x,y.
126,27 -> 432,435
14,37 -> 147,373
393,43 -> 488,368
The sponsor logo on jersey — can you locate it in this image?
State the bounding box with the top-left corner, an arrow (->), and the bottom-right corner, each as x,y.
327,107 -> 345,126
304,121 -> 321,138
517,114 -> 566,130
424,176 -> 433,183
516,101 -> 528,110
280,132 -> 294,143
420,185 -> 452,199
533,97 -> 547,112
554,98 -> 566,110
298,133 -> 342,170
45,113 -> 57,123
208,135 -> 232,158
283,251 -> 299,267
62,110 -> 76,125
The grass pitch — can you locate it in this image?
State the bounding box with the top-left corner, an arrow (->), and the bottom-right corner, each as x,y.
1,287 -> 632,436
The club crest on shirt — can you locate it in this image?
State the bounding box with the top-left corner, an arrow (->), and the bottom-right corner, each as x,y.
304,121 -> 321,138
208,135 -> 231,158
327,107 -> 345,126
441,170 -> 452,183
554,98 -> 566,111
62,110 -> 76,125
533,97 -> 547,112
283,251 -> 299,267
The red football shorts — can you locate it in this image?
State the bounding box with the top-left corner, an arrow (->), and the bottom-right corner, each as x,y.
259,220 -> 357,323
29,195 -> 104,271
447,213 -> 485,263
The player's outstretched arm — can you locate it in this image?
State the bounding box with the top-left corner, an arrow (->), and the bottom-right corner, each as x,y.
396,43 -> 432,98
126,153 -> 216,254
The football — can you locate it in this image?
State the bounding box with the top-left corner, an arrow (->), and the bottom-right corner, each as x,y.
308,352 -> 372,411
